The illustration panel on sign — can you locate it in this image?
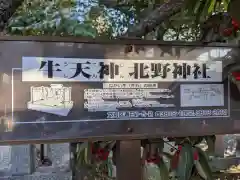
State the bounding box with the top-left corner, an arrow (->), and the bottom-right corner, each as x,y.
27,84 -> 73,116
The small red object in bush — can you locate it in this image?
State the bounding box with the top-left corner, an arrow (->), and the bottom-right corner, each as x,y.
92,147 -> 110,161
232,72 -> 240,81
223,28 -> 233,36
232,18 -> 239,30
146,156 -> 161,164
177,145 -> 182,151
193,150 -> 199,160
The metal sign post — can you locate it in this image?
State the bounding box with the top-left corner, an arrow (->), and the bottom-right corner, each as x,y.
116,140 -> 142,180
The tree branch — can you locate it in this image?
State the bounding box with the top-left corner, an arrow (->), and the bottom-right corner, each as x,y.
99,0 -> 139,8
0,0 -> 24,31
123,0 -> 185,38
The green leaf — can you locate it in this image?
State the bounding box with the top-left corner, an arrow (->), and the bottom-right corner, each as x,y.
76,143 -> 87,167
208,0 -> 216,14
195,146 -> 213,180
84,142 -> 92,165
195,0 -> 207,24
222,0 -> 230,10
77,142 -> 89,154
73,26 -> 87,36
202,0 -> 213,18
176,143 -> 194,180
158,158 -> 170,180
195,160 -> 208,180
144,163 -> 161,180
89,6 -> 103,19
184,0 -> 199,16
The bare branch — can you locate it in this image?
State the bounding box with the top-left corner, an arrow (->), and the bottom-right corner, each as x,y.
99,0 -> 138,8
123,0 -> 185,37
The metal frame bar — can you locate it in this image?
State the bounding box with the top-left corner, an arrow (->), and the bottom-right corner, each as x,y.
0,35 -> 239,47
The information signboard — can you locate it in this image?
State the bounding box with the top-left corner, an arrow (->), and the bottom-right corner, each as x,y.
0,37 -> 237,143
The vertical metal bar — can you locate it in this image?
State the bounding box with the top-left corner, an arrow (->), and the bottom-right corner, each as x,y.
40,144 -> 44,161
70,143 -> 77,180
235,135 -> 240,157
116,140 -> 142,180
29,144 -> 35,174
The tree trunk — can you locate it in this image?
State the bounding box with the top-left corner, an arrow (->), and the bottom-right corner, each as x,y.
120,0 -> 240,76
0,0 -> 23,30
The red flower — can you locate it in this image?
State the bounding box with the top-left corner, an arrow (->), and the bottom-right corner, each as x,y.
93,148 -> 109,161
99,151 -> 109,161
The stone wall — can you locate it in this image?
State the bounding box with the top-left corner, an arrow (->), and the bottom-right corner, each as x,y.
0,143 -> 71,180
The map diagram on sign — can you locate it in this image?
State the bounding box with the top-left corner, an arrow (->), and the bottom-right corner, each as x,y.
180,84 -> 224,107
27,84 -> 73,116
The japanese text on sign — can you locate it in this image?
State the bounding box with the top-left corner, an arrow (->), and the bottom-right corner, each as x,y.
84,88 -> 175,112
22,57 -> 222,82
106,109 -> 228,119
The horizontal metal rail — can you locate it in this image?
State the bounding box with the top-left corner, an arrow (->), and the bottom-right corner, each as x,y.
0,35 -> 240,47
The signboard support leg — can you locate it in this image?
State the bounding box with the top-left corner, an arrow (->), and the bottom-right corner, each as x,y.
215,135 -> 225,157
116,140 -> 142,180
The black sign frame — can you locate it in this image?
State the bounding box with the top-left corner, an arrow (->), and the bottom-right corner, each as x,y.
0,35 -> 239,144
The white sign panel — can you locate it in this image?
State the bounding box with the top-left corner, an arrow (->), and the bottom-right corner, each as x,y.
180,84 -> 224,107
22,57 -> 222,82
